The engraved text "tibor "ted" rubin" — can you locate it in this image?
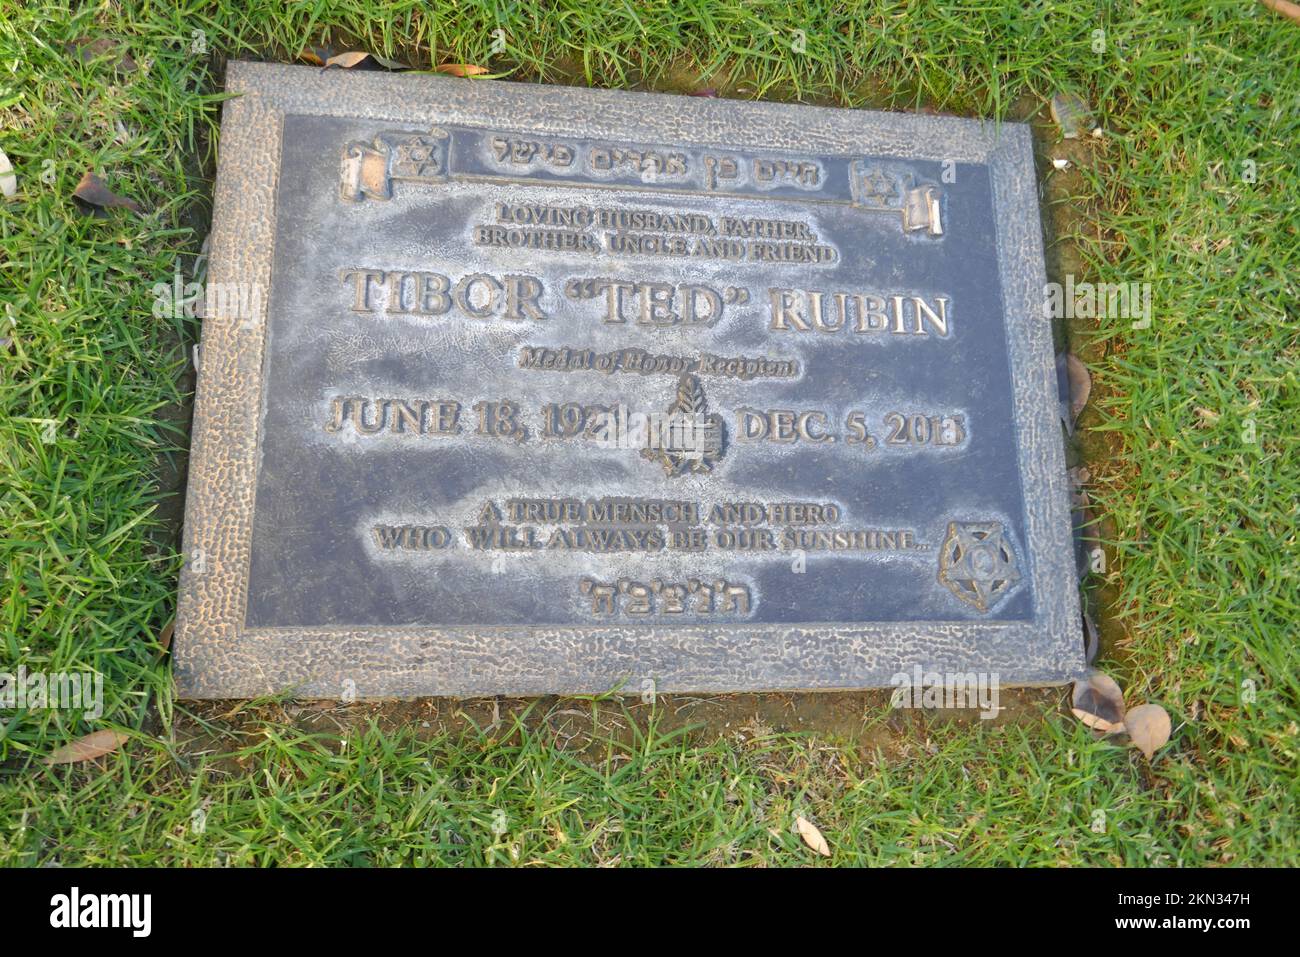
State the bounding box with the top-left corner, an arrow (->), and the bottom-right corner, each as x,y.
337,268 -> 951,336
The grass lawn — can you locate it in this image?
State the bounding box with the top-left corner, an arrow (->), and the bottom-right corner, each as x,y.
0,1 -> 1296,866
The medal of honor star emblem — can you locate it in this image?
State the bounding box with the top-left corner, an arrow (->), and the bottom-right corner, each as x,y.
938,522 -> 1022,612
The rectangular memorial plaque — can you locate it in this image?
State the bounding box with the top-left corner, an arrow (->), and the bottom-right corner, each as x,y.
174,61 -> 1082,698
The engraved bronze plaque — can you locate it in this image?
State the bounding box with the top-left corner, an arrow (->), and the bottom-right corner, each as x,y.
175,62 -> 1082,697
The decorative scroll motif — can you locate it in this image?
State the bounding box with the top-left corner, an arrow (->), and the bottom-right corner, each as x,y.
640,373 -> 725,477
938,521 -> 1021,612
340,129 -> 450,201
850,161 -> 944,236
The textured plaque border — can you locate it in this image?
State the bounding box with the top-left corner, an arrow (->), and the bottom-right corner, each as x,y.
174,61 -> 1082,698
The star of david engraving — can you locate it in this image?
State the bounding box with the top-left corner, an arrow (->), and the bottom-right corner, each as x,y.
390,136 -> 443,179
938,522 -> 1021,613
856,165 -> 904,208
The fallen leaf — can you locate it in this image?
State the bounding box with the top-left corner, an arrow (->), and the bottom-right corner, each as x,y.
435,63 -> 489,77
154,618 -> 175,661
73,171 -> 143,215
299,46 -> 331,66
0,148 -> 15,198
1071,669 -> 1125,734
323,51 -> 411,71
1260,0 -> 1300,26
69,38 -> 138,73
1125,703 -> 1172,759
795,815 -> 831,857
45,729 -> 130,765
324,51 -> 374,69
1065,353 -> 1091,423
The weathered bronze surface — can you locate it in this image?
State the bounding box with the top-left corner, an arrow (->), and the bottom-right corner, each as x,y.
174,62 -> 1082,698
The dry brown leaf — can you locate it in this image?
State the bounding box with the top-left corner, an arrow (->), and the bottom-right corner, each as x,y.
1125,703 -> 1172,759
795,815 -> 831,857
73,171 -> 143,215
154,618 -> 175,661
324,51 -> 373,69
1066,353 -> 1091,424
1071,669 -> 1126,734
45,729 -> 129,765
436,63 -> 490,77
322,51 -> 411,71
1260,0 -> 1300,26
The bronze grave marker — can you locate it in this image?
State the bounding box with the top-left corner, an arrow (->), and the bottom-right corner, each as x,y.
174,62 -> 1082,697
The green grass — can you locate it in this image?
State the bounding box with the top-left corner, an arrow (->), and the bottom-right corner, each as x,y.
1,0 -> 1297,866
